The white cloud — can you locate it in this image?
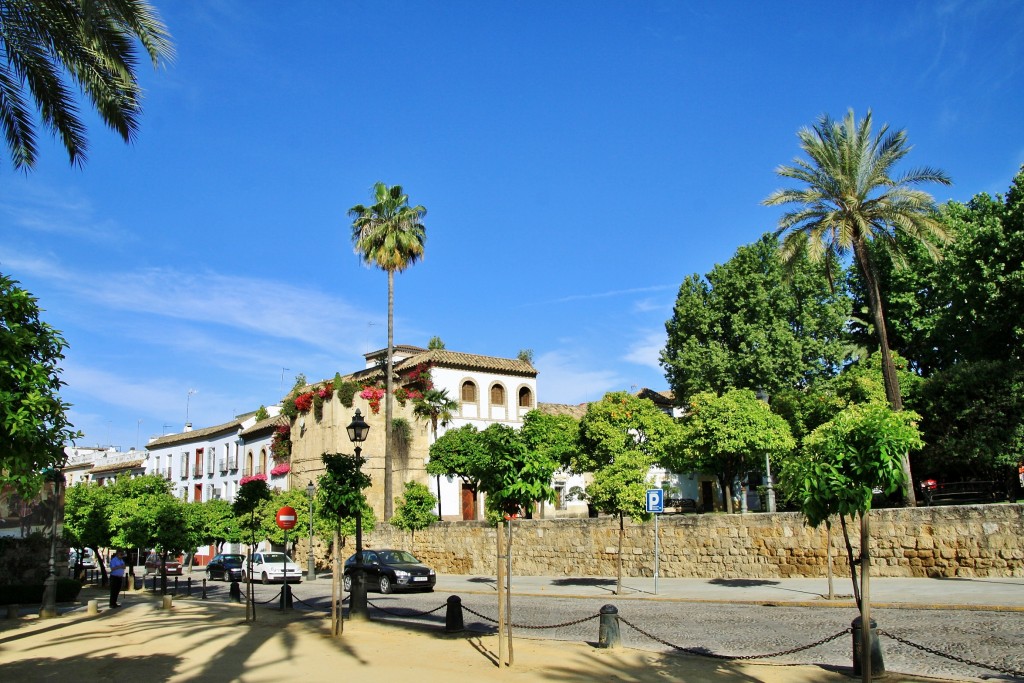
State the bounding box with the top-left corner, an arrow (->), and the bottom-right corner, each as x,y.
624,330 -> 665,370
534,349 -> 623,405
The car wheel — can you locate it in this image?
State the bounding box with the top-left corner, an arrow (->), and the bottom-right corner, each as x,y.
261,572 -> 269,585
343,573 -> 352,592
379,575 -> 392,594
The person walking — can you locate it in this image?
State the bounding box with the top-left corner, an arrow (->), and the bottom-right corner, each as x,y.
109,549 -> 126,608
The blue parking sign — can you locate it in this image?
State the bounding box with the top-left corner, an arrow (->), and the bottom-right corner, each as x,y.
646,488 -> 664,513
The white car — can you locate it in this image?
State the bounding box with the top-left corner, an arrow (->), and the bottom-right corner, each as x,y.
243,552 -> 303,584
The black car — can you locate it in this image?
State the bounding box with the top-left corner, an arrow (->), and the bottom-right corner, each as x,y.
343,549 -> 436,594
206,553 -> 245,581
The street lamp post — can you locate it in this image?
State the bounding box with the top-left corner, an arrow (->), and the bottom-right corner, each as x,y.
346,409 -> 370,619
306,481 -> 316,581
755,388 -> 777,513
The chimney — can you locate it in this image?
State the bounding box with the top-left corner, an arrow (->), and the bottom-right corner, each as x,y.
184,423 -> 193,432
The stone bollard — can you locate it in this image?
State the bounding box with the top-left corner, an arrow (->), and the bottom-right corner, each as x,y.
87,600 -> 98,615
6,604 -> 19,619
162,595 -> 173,610
851,616 -> 885,678
598,604 -> 620,649
445,595 -> 465,633
229,581 -> 242,603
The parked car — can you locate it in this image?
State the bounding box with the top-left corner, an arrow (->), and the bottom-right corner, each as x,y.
206,553 -> 245,582
69,548 -> 96,570
144,553 -> 183,576
343,549 -> 435,594
243,552 -> 302,584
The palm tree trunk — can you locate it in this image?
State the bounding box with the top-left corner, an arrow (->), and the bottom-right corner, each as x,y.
384,270 -> 395,520
852,238 -> 917,507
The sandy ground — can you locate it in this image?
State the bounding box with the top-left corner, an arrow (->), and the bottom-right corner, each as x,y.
0,590 -> 955,683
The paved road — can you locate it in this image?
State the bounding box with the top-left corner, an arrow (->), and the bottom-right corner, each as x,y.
179,572 -> 1024,682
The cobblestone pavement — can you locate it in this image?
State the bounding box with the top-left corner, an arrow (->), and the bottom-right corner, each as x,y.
205,576 -> 1024,682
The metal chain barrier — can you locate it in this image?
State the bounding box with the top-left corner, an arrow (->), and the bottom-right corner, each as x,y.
878,628 -> 1024,679
460,603 -> 601,630
619,615 -> 850,661
246,588 -> 283,605
366,598 -> 448,618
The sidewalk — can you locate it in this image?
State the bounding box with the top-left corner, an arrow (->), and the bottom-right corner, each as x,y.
434,574 -> 1024,610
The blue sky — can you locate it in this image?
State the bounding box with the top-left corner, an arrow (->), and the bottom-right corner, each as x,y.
1,1 -> 1022,452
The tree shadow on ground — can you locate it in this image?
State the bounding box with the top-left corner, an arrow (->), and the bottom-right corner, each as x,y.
708,578 -> 781,588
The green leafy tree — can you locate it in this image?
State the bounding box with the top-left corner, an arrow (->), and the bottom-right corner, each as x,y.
62,481 -> 112,578
478,423 -> 556,519
671,389 -> 795,512
661,236 -> 850,402
427,336 -> 445,349
109,492 -> 188,594
586,449 -> 654,594
0,274 -> 81,497
0,0 -> 173,170
232,478 -> 271,620
574,392 -> 680,473
349,182 -> 427,521
390,481 -> 437,550
426,424 -> 489,520
412,388 -> 459,440
764,109 -> 950,506
318,452 -> 372,636
781,402 -> 922,677
519,410 -> 580,472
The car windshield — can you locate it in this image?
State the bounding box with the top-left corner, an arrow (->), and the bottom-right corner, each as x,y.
380,550 -> 420,564
222,555 -> 244,562
260,553 -> 292,563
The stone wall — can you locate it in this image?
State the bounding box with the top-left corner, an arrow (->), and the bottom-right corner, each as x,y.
361,504 -> 1024,579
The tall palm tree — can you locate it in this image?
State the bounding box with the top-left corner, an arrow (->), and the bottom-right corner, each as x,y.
764,109 -> 950,507
349,182 -> 427,520
0,0 -> 174,170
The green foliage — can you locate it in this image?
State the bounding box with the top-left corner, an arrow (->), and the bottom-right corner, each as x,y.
427,336 -> 445,350
390,481 -> 437,535
661,236 -> 850,402
335,376 -> 359,407
426,424 -> 489,491
0,0 -> 173,171
520,410 -> 580,471
317,452 -> 372,529
783,403 -> 922,527
586,450 -> 654,522
232,479 -> 272,547
517,348 -> 534,363
62,482 -> 112,553
412,388 -> 459,437
349,182 -> 427,274
478,423 -> 556,515
575,392 -> 680,473
391,417 -> 412,445
0,274 -> 82,497
254,405 -> 270,421
671,389 -> 795,508
109,492 -> 190,556
911,359 -> 1024,481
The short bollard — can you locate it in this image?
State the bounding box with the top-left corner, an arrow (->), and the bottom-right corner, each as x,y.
6,604 -> 20,619
229,581 -> 242,603
280,583 -> 293,610
598,604 -> 620,649
87,600 -> 98,615
445,595 -> 465,633
173,576 -> 179,596
851,616 -> 885,678
187,577 -> 192,596
201,579 -> 207,600
162,595 -> 173,610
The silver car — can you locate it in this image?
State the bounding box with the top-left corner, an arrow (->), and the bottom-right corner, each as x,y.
243,551 -> 303,584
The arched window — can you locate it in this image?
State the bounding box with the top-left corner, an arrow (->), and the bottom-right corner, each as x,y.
461,380 -> 477,402
259,448 -> 268,476
518,386 -> 533,408
490,383 -> 506,406
246,450 -> 254,476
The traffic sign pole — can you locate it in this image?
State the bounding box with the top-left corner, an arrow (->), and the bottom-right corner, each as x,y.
646,489 -> 664,596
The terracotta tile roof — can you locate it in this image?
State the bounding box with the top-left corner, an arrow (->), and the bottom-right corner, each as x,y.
538,402 -> 589,419
239,414 -> 288,438
89,459 -> 146,475
146,418 -> 244,448
635,388 -> 676,406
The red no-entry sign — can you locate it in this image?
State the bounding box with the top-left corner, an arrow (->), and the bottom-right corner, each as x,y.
276,506 -> 297,530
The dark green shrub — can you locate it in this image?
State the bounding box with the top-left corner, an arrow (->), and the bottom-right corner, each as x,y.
0,579 -> 81,605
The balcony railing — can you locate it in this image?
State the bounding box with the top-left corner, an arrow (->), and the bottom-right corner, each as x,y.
218,459 -> 228,473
